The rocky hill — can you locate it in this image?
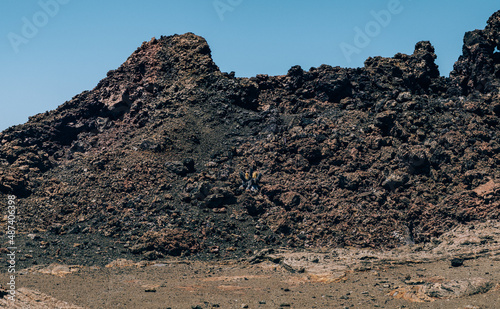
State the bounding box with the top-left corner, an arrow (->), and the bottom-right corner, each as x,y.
1,11 -> 500,261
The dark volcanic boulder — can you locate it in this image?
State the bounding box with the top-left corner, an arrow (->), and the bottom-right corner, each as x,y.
450,10 -> 500,94
364,41 -> 440,93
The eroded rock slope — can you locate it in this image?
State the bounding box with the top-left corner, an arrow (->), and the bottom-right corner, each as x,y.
1,11 -> 499,259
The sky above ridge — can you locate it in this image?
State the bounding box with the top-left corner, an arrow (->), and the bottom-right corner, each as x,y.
1,0 -> 498,131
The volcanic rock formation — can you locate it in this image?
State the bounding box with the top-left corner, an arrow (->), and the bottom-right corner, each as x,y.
1,11 -> 499,259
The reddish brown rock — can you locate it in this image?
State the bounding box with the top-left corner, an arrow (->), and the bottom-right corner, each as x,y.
1,11 -> 500,259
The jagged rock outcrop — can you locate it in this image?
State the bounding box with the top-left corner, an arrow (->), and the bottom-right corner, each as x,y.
1,11 -> 499,259
450,10 -> 500,94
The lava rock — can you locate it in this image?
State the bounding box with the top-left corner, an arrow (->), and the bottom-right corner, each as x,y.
451,257 -> 464,267
165,161 -> 189,176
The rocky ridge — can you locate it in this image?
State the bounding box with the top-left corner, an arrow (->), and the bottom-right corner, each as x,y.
0,11 -> 499,261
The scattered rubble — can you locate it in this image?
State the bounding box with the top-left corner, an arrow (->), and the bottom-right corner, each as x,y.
0,287 -> 86,309
388,277 -> 494,303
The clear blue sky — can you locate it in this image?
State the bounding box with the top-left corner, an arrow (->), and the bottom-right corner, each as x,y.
1,0 -> 498,131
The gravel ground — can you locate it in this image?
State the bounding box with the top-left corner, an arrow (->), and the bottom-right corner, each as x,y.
1,221 -> 498,308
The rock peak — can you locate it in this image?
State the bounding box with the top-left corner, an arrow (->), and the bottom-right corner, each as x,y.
154,32 -> 219,76
362,40 -> 440,93
118,32 -> 219,81
95,33 -> 220,115
486,9 -> 500,36
450,10 -> 500,94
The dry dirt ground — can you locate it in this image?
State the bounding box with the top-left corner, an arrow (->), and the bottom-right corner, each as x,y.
1,221 -> 499,309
